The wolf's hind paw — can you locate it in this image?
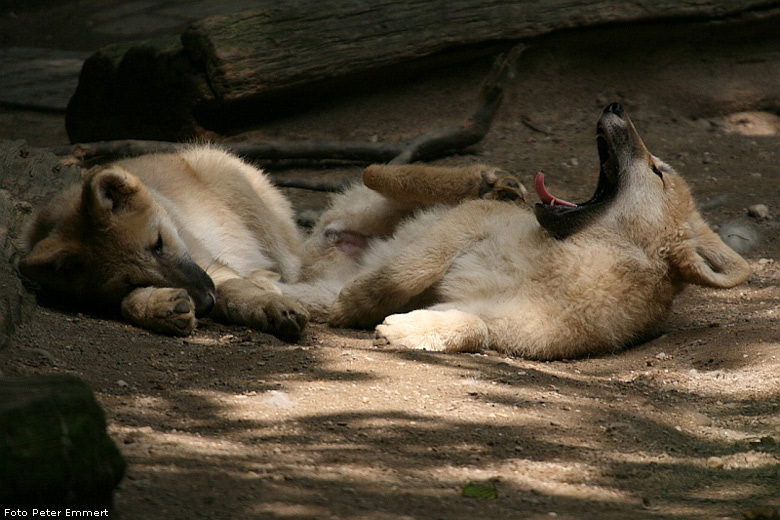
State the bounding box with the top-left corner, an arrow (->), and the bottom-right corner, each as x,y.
374,310 -> 488,353
478,170 -> 527,203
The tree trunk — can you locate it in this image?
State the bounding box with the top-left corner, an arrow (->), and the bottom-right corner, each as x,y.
65,0 -> 780,142
182,0 -> 779,103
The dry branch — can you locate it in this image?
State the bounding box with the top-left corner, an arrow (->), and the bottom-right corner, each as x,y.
389,45 -> 522,165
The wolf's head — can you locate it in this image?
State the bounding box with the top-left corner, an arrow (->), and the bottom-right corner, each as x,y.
18,166 -> 216,316
534,102 -> 750,289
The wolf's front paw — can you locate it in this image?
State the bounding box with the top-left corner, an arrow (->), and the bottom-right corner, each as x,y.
256,294 -> 309,341
374,310 -> 488,353
214,279 -> 309,340
122,287 -> 197,336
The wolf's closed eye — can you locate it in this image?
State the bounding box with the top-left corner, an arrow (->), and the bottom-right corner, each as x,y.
151,233 -> 164,257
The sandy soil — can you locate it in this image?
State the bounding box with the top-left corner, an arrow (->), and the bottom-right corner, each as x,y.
1,15 -> 779,520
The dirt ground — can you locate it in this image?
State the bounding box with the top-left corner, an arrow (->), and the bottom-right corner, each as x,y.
1,11 -> 779,520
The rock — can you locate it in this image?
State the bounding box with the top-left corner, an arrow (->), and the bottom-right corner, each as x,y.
717,219 -> 760,255
0,139 -> 80,204
0,375 -> 126,508
66,36 -> 212,142
264,390 -> 295,409
0,190 -> 35,350
747,203 -> 770,219
0,140 -> 82,349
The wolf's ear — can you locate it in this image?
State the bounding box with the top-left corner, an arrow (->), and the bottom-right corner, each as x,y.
85,168 -> 141,225
674,222 -> 751,288
17,235 -> 83,288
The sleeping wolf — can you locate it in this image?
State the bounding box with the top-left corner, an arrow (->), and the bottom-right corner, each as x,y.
18,145 -> 308,339
295,103 -> 750,359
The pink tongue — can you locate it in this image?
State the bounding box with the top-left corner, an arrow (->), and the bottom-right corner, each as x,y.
534,172 -> 577,207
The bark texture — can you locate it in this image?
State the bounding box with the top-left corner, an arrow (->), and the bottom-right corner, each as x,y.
65,0 -> 780,142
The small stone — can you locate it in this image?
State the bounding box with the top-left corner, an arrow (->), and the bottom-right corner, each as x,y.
718,220 -> 760,254
747,204 -> 769,219
707,456 -> 725,468
264,390 -> 294,409
117,379 -> 129,387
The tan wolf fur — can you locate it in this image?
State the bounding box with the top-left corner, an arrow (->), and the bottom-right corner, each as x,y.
284,163 -> 527,319
18,145 -> 308,339
293,103 -> 750,359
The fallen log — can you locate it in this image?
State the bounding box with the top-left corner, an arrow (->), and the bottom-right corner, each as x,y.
182,0 -> 779,103
65,0 -> 780,142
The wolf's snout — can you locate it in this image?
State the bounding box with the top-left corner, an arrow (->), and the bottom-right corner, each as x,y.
604,102 -> 624,118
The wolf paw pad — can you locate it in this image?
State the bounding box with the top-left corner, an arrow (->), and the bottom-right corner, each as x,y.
122,287 -> 197,336
253,295 -> 309,341
149,289 -> 197,334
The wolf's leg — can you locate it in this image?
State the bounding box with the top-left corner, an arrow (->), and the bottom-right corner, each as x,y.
211,277 -> 309,340
310,165 -> 526,266
328,201 -> 497,328
121,287 -> 197,336
374,309 -> 489,352
363,163 -> 527,206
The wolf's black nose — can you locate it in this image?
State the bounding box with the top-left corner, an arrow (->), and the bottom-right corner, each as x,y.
195,290 -> 216,317
605,102 -> 624,118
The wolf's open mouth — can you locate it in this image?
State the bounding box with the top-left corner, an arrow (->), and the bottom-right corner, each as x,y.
533,118 -> 621,239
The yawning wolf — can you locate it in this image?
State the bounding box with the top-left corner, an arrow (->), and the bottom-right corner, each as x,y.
295,103 -> 751,359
